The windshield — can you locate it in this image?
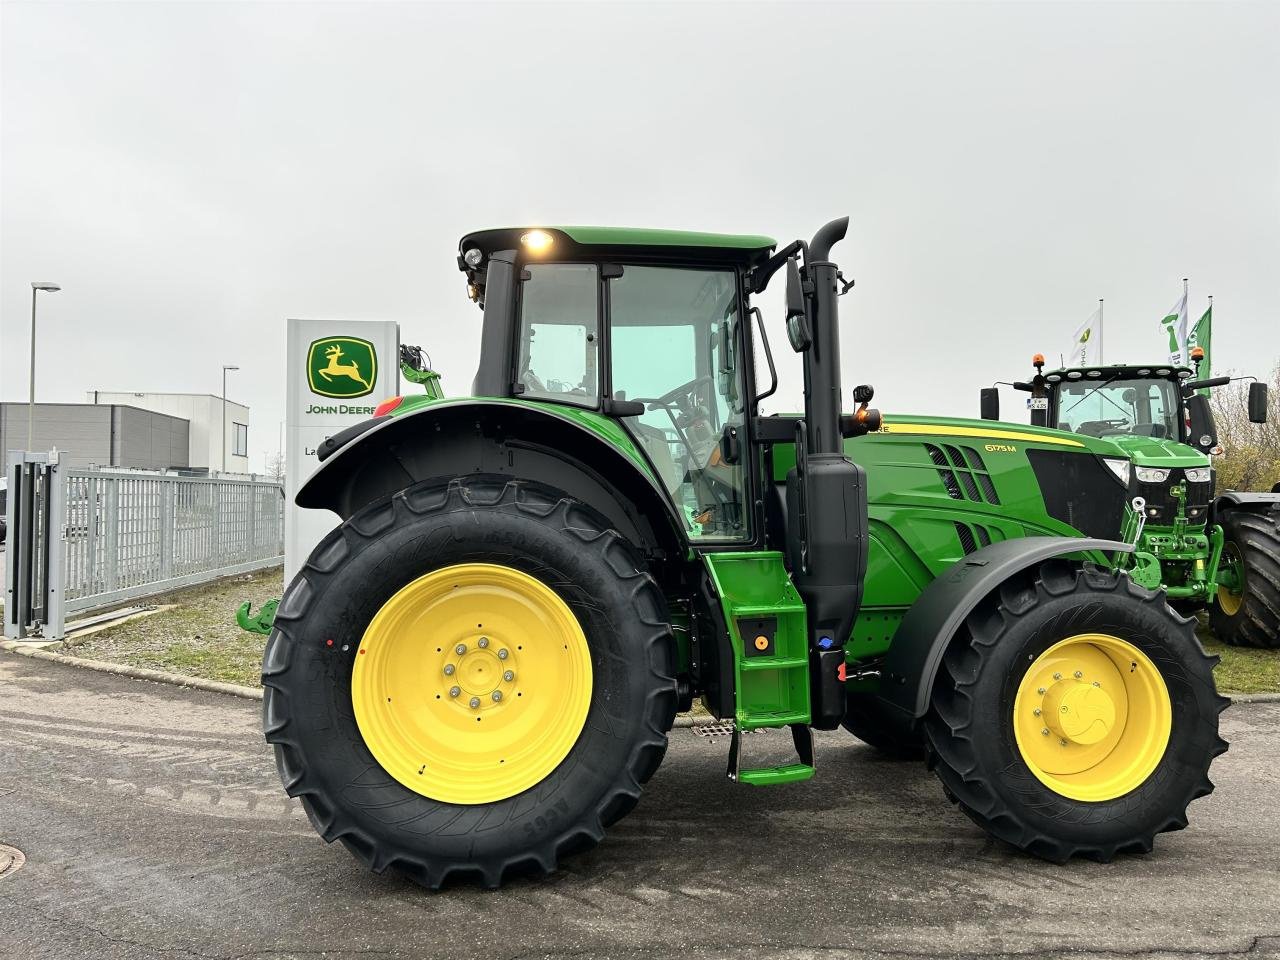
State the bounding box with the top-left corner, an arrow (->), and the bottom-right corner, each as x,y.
1053,377 -> 1181,440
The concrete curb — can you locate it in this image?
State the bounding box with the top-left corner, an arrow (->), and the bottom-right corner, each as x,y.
5,639 -> 1277,711
0,640 -> 263,701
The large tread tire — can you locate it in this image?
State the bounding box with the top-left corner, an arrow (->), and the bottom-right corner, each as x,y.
923,561 -> 1228,863
262,476 -> 678,889
842,693 -> 924,760
1209,509 -> 1280,648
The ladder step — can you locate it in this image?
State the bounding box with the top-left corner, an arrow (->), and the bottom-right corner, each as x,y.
738,763 -> 815,786
740,656 -> 807,672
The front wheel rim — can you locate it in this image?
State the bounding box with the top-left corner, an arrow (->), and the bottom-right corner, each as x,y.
1217,544 -> 1245,616
351,563 -> 593,805
1013,633 -> 1172,802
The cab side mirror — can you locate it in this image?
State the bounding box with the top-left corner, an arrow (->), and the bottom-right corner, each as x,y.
979,388 -> 999,421
1249,382 -> 1269,423
784,257 -> 811,352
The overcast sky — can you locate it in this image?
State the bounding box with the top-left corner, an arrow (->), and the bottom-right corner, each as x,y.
3,1 -> 1278,472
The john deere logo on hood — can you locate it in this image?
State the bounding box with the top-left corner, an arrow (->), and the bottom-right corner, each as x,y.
308,337 -> 377,398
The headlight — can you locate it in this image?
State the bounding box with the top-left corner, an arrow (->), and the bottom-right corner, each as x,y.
1135,466 -> 1171,483
1102,457 -> 1130,485
1184,467 -> 1212,483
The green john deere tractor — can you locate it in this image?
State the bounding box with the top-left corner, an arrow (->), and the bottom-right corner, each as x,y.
264,220 -> 1228,889
979,356 -> 1279,648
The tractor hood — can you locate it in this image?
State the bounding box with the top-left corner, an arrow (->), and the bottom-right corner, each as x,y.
877,414 -> 1129,460
1101,433 -> 1209,469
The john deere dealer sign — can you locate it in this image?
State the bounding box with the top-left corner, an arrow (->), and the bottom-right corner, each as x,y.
286,319 -> 400,579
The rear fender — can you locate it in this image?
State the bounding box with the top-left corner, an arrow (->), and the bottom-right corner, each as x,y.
874,536 -> 1134,725
296,399 -> 687,562
1212,492 -> 1280,521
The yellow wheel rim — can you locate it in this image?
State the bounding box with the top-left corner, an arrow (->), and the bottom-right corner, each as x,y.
1013,633 -> 1172,802
1217,544 -> 1245,616
352,563 -> 593,805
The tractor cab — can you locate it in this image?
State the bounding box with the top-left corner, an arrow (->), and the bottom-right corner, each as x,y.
458,226 -> 777,542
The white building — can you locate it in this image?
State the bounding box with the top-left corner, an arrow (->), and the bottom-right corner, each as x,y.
88,391 -> 251,474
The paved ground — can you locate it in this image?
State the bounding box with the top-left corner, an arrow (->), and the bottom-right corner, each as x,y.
1,654 -> 1277,960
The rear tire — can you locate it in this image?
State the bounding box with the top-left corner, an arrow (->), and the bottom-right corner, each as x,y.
1209,509 -> 1280,648
262,476 -> 677,889
924,561 -> 1228,862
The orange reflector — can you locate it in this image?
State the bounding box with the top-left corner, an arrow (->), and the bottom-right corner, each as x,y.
754,636 -> 769,651
374,396 -> 404,417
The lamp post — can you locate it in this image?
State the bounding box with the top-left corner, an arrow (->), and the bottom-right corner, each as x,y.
221,365 -> 239,473
28,282 -> 62,450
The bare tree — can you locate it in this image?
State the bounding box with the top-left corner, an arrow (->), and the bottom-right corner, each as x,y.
265,450 -> 286,484
1210,362 -> 1280,492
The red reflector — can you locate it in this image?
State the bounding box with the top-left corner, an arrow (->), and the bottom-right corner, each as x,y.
374,396 -> 404,417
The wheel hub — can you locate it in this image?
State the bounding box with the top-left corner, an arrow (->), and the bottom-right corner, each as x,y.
1042,681 -> 1116,745
447,642 -> 517,710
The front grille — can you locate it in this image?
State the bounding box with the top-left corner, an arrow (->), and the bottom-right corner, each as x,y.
925,443 -> 1001,505
1027,449 -> 1127,540
1138,470 -> 1213,523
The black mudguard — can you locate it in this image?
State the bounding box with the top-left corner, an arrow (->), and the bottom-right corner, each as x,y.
1212,491 -> 1280,521
295,398 -> 686,562
874,536 -> 1134,726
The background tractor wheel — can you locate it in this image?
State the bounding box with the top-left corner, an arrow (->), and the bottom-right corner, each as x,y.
924,561 -> 1228,862
262,476 -> 677,889
842,692 -> 924,760
1209,509 -> 1280,648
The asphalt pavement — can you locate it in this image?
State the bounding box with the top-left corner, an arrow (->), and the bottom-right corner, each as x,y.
1,652 -> 1278,960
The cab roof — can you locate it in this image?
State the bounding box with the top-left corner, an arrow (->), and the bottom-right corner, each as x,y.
457,225 -> 777,268
1048,362 -> 1194,378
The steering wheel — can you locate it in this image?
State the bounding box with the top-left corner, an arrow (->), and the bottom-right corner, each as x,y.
1076,418 -> 1131,436
639,375 -> 716,416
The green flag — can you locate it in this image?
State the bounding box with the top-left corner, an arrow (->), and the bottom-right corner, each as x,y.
1188,302 -> 1212,395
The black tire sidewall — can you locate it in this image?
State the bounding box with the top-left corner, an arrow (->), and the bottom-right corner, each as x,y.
959,583 -> 1219,845
274,479 -> 673,868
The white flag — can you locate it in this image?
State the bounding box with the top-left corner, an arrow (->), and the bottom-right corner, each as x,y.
1160,290 -> 1188,365
1066,306 -> 1101,366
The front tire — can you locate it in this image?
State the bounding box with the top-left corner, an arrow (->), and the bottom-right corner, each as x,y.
262,476 -> 677,889
924,561 -> 1228,862
1209,509 -> 1280,648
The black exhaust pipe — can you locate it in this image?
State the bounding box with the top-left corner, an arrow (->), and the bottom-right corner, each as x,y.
786,217 -> 868,729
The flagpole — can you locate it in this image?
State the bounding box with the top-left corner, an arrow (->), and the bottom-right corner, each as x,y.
1098,299 -> 1104,364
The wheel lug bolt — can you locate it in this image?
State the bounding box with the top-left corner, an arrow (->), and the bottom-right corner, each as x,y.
1037,687 -> 1046,695
449,686 -> 461,698
1041,727 -> 1050,736
455,643 -> 467,655
443,664 -> 455,676
498,649 -> 509,660
469,696 -> 481,709
1060,738 -> 1069,746
1074,670 -> 1083,679
503,670 -> 515,682
1093,681 -> 1101,687
1033,708 -> 1042,717
492,691 -> 503,702
478,637 -> 489,649
1053,672 -> 1062,680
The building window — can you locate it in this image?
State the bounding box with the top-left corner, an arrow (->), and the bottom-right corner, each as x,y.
233,422 -> 248,458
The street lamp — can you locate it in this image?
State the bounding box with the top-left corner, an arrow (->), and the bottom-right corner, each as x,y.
28,282 -> 62,450
221,364 -> 239,474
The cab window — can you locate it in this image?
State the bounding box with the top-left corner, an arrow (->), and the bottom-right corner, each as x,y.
517,263 -> 599,406
609,265 -> 749,540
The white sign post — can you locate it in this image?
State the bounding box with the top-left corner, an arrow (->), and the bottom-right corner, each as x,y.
285,318 -> 400,581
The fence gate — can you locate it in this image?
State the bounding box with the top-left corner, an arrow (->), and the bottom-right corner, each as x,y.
4,451 -> 65,640
4,452 -> 285,641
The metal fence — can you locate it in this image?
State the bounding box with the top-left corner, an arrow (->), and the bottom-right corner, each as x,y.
6,452 -> 284,639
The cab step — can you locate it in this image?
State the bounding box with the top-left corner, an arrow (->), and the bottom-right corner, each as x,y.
727,723 -> 815,786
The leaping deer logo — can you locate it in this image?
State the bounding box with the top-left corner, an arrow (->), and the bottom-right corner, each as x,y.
318,344 -> 371,390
